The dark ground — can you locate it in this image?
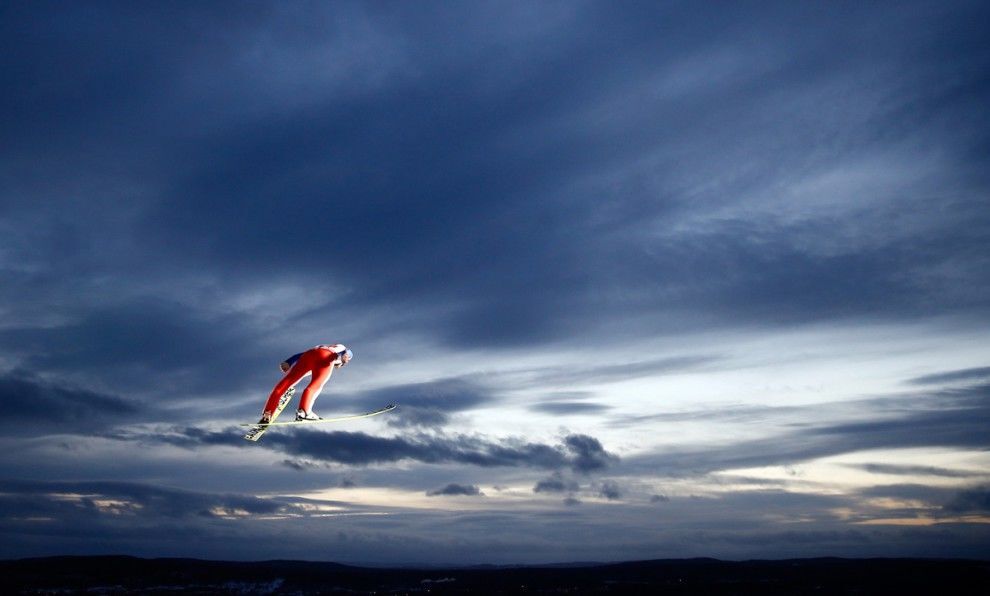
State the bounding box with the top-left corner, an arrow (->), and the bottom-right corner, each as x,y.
3,555 -> 988,594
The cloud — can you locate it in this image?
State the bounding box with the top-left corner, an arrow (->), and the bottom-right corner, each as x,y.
564,434 -> 618,474
528,402 -> 612,415
360,378 -> 497,412
533,472 -> 578,494
386,407 -> 450,429
0,478 -> 405,560
855,483 -> 948,502
848,483 -> 990,522
907,366 -> 990,386
282,459 -> 309,471
1,0 -> 989,565
106,426 -> 618,474
613,403 -> 799,427
943,487 -> 990,514
0,479 -> 284,520
530,356 -> 721,386
427,484 -> 484,497
367,358 -> 714,421
626,383 -> 990,476
0,371 -> 138,432
599,481 -> 622,500
1,0 -> 987,368
804,386 -> 990,451
650,494 -> 670,503
0,298 -> 288,407
533,478 -> 567,493
843,463 -> 981,479
280,459 -> 332,472
360,378 -> 498,428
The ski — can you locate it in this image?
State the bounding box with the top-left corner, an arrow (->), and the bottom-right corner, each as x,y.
243,386 -> 295,442
240,403 -> 396,427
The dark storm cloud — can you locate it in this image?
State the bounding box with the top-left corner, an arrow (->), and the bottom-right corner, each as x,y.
1,299 -> 260,372
943,486 -> 990,514
650,494 -> 670,503
2,0 -> 985,367
0,478 -> 390,560
627,383 -> 990,476
108,426 -> 617,474
0,371 -> 137,432
2,0 -> 990,565
427,483 -> 484,497
0,479 -> 283,520
907,366 -> 990,386
0,295 -> 298,415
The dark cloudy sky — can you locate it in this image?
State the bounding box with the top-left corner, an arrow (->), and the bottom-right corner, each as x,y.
2,0 -> 989,565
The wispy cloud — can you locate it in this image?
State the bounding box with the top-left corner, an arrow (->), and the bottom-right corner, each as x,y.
529,401 -> 612,415
907,366 -> 990,386
626,383 -> 990,476
843,463 -> 982,479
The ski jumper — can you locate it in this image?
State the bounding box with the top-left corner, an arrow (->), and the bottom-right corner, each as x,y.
263,344 -> 346,415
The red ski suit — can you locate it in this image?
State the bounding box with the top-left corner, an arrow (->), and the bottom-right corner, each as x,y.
263,345 -> 343,415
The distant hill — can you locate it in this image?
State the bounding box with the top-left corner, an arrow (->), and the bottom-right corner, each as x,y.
2,555 -> 988,594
